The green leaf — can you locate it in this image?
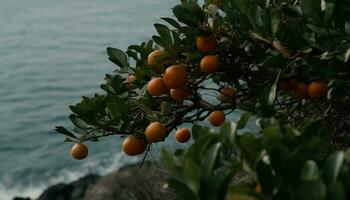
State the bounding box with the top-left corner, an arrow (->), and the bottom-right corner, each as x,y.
295,180 -> 326,200
161,17 -> 182,29
172,2 -> 204,27
327,181 -> 347,200
226,185 -> 258,200
162,148 -> 181,171
106,102 -> 122,121
220,122 -> 237,145
256,160 -> 275,195
267,71 -> 281,105
271,12 -> 280,36
201,143 -> 221,178
134,101 -> 153,116
301,0 -> 322,23
208,168 -> 233,200
237,112 -> 252,129
301,160 -> 320,181
69,114 -> 88,130
182,50 -> 203,61
262,55 -> 287,69
168,178 -> 198,200
192,124 -> 210,141
64,137 -> 77,142
106,47 -> 129,69
183,157 -> 201,194
160,101 -> 171,116
324,151 -> 345,184
154,23 -> 173,45
54,126 -> 77,139
152,35 -> 168,48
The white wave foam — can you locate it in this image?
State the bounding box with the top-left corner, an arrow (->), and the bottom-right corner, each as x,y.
0,152 -> 141,200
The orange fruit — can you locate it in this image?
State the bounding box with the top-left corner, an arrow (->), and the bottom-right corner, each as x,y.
147,78 -> 168,96
200,55 -> 220,73
255,183 -> 263,193
289,79 -> 298,90
278,81 -> 291,92
278,79 -> 298,92
163,65 -> 188,89
147,49 -> 165,65
219,87 -> 236,103
294,82 -> 309,100
196,36 -> 217,53
145,122 -> 167,143
71,143 -> 88,160
175,128 -> 191,143
208,110 -> 225,127
308,81 -> 328,98
170,89 -> 189,102
122,136 -> 147,156
124,74 -> 136,89
212,0 -> 220,5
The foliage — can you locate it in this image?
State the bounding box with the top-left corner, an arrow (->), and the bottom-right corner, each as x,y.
55,0 -> 350,199
163,115 -> 350,200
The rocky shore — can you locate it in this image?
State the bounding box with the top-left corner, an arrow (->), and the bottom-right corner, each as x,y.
13,162 -> 175,200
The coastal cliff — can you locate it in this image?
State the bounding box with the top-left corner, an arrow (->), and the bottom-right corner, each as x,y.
13,162 -> 175,200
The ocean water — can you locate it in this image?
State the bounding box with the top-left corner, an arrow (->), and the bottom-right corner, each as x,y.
0,1 -> 175,199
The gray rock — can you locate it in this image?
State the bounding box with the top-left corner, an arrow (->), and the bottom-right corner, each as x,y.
14,163 -> 175,200
37,174 -> 100,200
84,162 -> 175,200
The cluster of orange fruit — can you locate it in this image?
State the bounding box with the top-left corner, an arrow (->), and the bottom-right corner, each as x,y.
278,80 -> 328,99
70,36 -> 238,160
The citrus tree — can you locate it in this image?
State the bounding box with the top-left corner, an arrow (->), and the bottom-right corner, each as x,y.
55,0 -> 350,199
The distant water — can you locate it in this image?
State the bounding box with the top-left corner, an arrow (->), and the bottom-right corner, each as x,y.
0,1 -> 175,199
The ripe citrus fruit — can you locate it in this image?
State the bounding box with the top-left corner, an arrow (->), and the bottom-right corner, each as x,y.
163,65 -> 188,89
219,87 -> 236,103
196,36 -> 217,53
208,110 -> 225,127
175,128 -> 191,143
255,183 -> 262,193
278,81 -> 291,92
124,74 -> 136,89
170,89 -> 189,102
212,0 -> 220,5
71,143 -> 88,160
122,136 -> 147,156
145,122 -> 167,143
147,78 -> 167,96
147,49 -> 165,65
294,82 -> 309,100
200,55 -> 220,73
278,79 -> 298,92
308,81 -> 327,99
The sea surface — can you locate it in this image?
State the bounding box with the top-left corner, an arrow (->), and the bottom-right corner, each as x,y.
0,1 -> 176,199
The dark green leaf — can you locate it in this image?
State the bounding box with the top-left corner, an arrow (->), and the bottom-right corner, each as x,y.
161,17 -> 182,29
192,124 -> 210,141
106,47 -> 129,69
327,181 -> 346,200
256,160 -> 275,195
220,122 -> 237,145
168,178 -> 198,200
183,157 -> 201,194
154,23 -> 173,45
324,151 -> 345,184
201,142 -> 221,178
237,112 -> 252,129
208,168 -> 233,200
55,126 -> 77,138
69,114 -> 88,130
301,160 -> 320,181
